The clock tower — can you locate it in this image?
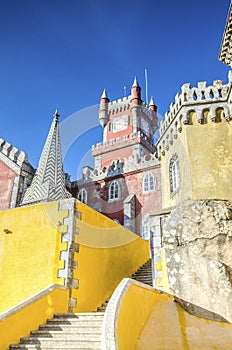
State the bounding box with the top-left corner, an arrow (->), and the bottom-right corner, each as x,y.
92,77 -> 158,169
74,77 -> 161,237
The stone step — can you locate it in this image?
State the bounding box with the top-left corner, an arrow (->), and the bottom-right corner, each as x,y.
31,330 -> 101,337
46,319 -> 103,326
38,324 -> 102,332
10,343 -> 101,349
53,312 -> 104,319
19,338 -> 101,345
21,333 -> 101,342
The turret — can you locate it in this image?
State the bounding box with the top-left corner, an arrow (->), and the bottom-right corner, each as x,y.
99,89 -> 109,127
149,97 -> 158,133
130,77 -> 142,106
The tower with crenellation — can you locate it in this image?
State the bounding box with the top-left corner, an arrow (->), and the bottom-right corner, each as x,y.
157,71 -> 232,209
151,69 -> 232,321
71,77 -> 162,236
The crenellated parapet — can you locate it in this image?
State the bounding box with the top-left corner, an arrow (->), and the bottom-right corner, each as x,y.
92,130 -> 154,156
107,96 -> 130,115
90,152 -> 159,181
157,71 -> 232,157
0,137 -> 35,208
0,138 -> 28,168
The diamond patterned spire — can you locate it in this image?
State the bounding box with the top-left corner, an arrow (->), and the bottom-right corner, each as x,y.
21,109 -> 71,206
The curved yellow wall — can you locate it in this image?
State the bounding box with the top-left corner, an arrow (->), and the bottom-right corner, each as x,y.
115,280 -> 232,350
136,292 -> 232,349
72,202 -> 150,312
117,282 -> 157,350
0,202 -> 67,313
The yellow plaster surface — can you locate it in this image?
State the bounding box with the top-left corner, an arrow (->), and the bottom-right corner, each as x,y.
0,286 -> 69,350
117,284 -> 158,350
71,201 -> 150,312
114,280 -> 232,350
161,119 -> 232,208
136,293 -> 232,349
0,202 -> 68,313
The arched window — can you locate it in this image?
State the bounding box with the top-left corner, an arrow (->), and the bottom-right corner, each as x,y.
143,172 -> 155,193
109,180 -> 120,201
78,188 -> 87,204
141,215 -> 150,240
169,154 -> 180,194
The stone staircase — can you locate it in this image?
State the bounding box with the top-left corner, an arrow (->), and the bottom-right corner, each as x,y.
131,259 -> 153,286
9,259 -> 153,349
9,312 -> 104,350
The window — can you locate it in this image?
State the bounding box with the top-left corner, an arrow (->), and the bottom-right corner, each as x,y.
143,173 -> 155,193
78,188 -> 87,204
141,215 -> 150,240
169,154 -> 180,194
109,180 -> 120,201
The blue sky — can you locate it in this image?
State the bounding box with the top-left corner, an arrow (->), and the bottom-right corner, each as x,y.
0,0 -> 230,179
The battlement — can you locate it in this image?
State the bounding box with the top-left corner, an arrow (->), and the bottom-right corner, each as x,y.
108,96 -> 131,114
0,138 -> 28,167
92,130 -> 154,156
106,95 -> 154,120
89,152 -> 159,181
157,71 -> 232,157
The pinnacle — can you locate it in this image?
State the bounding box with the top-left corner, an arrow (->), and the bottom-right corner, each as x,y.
53,108 -> 60,120
132,76 -> 140,88
149,97 -> 155,106
101,88 -> 108,99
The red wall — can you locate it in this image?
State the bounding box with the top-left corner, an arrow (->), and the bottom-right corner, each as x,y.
0,160 -> 17,209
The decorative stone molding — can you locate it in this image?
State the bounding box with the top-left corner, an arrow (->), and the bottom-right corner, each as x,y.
57,198 -> 80,312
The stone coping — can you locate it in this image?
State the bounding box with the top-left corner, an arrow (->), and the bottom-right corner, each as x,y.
101,278 -> 230,349
0,284 -> 68,322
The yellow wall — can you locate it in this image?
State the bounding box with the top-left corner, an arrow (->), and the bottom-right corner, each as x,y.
161,117 -> 232,208
187,121 -> 232,200
117,283 -> 157,350
0,202 -> 68,313
161,127 -> 192,208
0,285 -> 69,350
71,201 -> 150,312
0,198 -> 150,316
136,291 -> 232,350
115,280 -> 232,350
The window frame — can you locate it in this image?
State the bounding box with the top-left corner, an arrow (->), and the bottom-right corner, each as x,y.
78,188 -> 87,204
108,180 -> 120,202
169,154 -> 180,196
143,172 -> 155,193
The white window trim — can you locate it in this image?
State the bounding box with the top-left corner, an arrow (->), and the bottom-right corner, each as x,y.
108,180 -> 121,202
170,154 -> 180,196
78,188 -> 87,204
143,172 -> 155,193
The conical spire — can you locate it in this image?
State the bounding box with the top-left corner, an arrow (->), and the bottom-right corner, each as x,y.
149,97 -> 155,106
101,88 -> 109,99
149,96 -> 157,112
21,109 -> 71,206
132,76 -> 140,88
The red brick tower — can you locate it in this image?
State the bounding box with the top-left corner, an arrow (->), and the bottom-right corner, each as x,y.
92,77 -> 158,170
73,78 -> 161,237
